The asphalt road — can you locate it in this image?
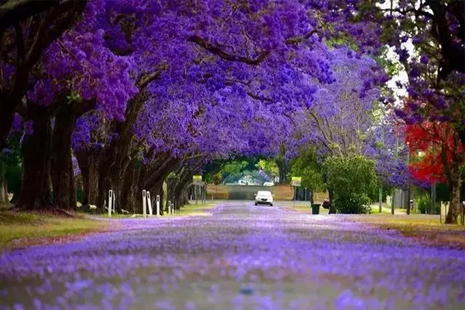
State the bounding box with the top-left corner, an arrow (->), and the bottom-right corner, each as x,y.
1,202 -> 464,310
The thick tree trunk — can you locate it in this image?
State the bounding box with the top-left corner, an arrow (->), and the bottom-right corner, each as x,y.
276,159 -> 289,184
120,164 -> 136,213
445,169 -> 462,224
17,112 -> 53,210
328,188 -> 336,214
97,172 -> 109,213
51,108 -> 78,210
171,169 -> 193,209
175,178 -> 192,209
75,150 -> 100,206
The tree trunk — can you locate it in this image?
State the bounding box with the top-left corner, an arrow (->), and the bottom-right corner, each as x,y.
276,159 -> 289,184
172,169 -> 193,209
120,164 -> 136,213
16,111 -> 53,210
175,177 -> 192,208
97,172 -> 109,213
445,168 -> 462,224
0,161 -> 9,205
328,188 -> 336,214
75,150 -> 100,206
51,108 -> 78,210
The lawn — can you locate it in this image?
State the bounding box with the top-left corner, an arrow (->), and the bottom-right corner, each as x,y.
283,203 -> 406,215
0,211 -> 108,250
176,202 -> 217,216
369,204 -> 407,214
88,202 -> 218,219
350,213 -> 465,249
283,204 -> 330,215
284,203 -> 465,248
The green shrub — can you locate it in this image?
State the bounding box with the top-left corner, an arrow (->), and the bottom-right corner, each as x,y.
417,195 -> 440,214
324,156 -> 377,214
334,193 -> 372,214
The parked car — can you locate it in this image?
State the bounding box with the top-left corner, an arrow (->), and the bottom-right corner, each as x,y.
263,182 -> 274,186
254,191 -> 274,206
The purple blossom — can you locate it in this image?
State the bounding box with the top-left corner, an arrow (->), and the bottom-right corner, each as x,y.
0,204 -> 464,309
0,148 -> 13,156
420,55 -> 429,65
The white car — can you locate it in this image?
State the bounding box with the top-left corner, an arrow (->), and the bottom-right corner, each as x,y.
263,182 -> 274,186
254,191 -> 274,206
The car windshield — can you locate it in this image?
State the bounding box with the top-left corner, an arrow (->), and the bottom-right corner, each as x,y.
257,191 -> 272,196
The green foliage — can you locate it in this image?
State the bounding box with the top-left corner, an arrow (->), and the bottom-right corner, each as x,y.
367,185 -> 391,203
374,46 -> 403,77
417,194 -> 440,215
334,193 -> 372,214
221,160 -> 250,182
324,156 -> 377,214
431,180 -> 465,204
1,134 -> 22,199
0,211 -> 106,250
289,148 -> 325,191
212,174 -> 221,185
256,159 -> 278,177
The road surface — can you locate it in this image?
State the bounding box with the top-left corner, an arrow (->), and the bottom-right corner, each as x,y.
1,202 -> 464,309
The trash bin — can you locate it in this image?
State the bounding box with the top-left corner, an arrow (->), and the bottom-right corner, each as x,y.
311,204 -> 321,215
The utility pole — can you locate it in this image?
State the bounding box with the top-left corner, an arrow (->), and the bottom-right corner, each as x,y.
432,183 -> 438,219
379,124 -> 385,214
406,149 -> 411,215
379,187 -> 383,213
391,133 -> 399,215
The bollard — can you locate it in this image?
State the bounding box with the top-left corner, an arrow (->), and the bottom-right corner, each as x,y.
113,190 -> 116,214
156,195 -> 160,216
147,191 -> 153,216
108,190 -> 113,217
168,201 -> 172,215
142,190 -> 147,218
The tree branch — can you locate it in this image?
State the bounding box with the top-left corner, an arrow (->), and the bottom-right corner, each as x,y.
137,69 -> 163,89
26,0 -> 87,69
285,29 -> 319,45
13,22 -> 25,65
0,0 -> 59,32
188,35 -> 269,65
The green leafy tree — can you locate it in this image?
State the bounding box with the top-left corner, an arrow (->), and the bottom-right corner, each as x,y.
323,156 -> 377,214
256,159 -> 279,179
289,148 -> 325,193
0,134 -> 22,205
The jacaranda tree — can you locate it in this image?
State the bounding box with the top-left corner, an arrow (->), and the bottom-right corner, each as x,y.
1,0 -> 419,214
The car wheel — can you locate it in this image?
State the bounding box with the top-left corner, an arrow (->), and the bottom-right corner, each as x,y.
254,203 -> 258,206
269,203 -> 273,206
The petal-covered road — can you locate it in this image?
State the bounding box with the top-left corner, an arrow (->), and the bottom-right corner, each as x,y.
1,203 -> 464,310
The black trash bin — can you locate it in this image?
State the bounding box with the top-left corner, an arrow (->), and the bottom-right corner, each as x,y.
311,204 -> 321,215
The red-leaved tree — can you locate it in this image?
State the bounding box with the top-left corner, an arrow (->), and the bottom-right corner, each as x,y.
406,121 -> 465,224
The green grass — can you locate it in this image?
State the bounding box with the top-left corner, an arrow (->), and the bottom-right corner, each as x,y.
285,204 -> 330,215
176,202 -> 217,216
87,202 -> 218,219
0,211 -> 108,250
350,214 -> 465,248
369,205 -> 407,214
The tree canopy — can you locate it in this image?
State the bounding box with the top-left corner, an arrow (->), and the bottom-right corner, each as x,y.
1,0 -> 465,222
